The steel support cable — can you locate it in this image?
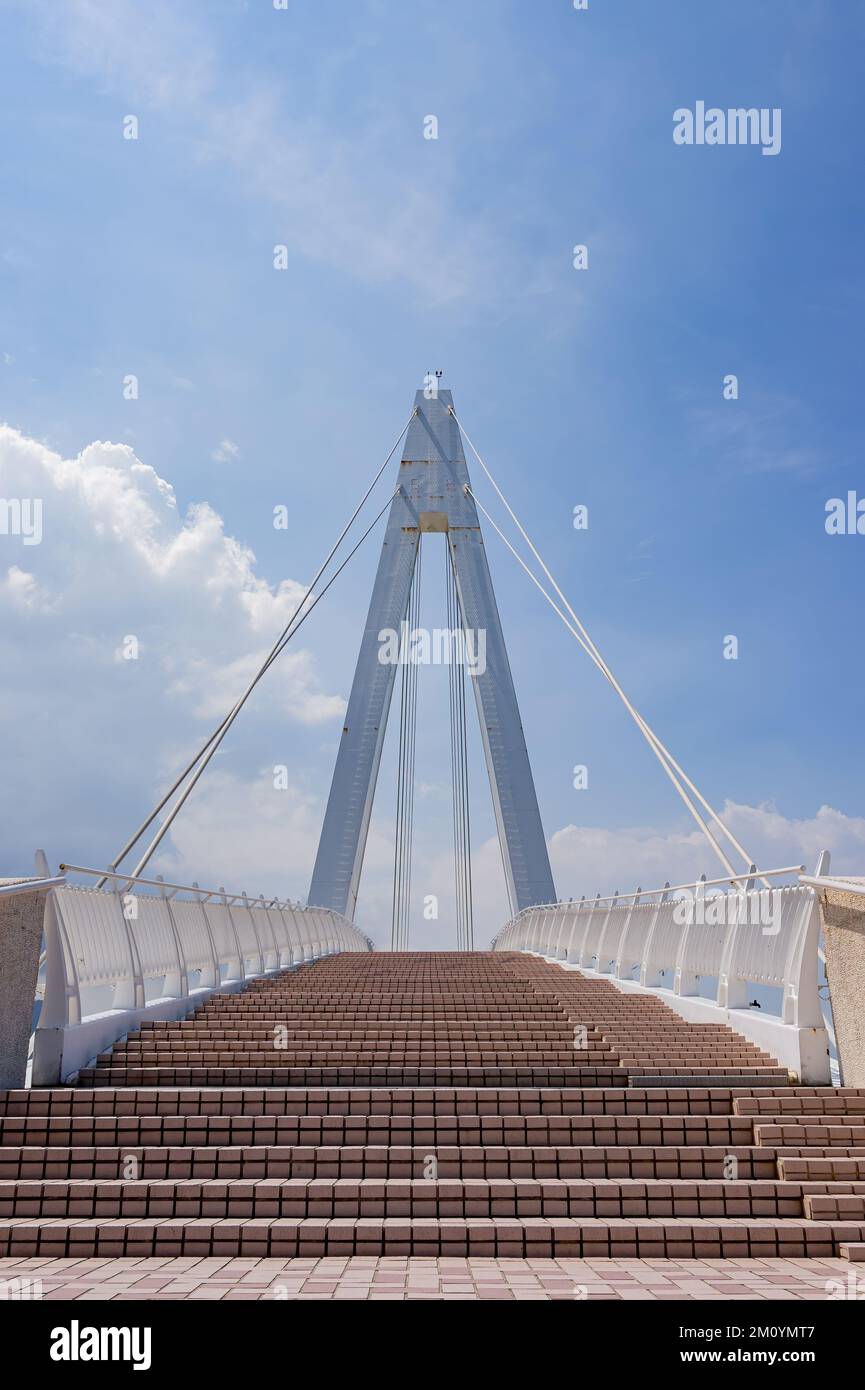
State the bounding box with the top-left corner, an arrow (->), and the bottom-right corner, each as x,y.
390,574 -> 411,951
448,545 -> 473,949
461,644 -> 474,948
452,552 -> 467,948
125,481 -> 403,883
393,565 -> 411,949
403,543 -> 422,948
447,550 -> 464,948
103,411 -> 416,885
452,409 -> 763,887
392,540 -> 421,950
453,559 -> 474,950
446,547 -> 464,949
452,407 -> 759,874
464,483 -> 744,884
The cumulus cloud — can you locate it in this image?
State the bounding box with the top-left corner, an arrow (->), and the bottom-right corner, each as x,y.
211,438 -> 240,463
155,769 -> 400,920
549,800 -> 864,900
0,423 -> 343,723
162,786 -> 865,946
1,564 -> 57,614
0,422 -> 346,882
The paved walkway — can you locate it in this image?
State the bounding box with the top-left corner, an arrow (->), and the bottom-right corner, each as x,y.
0,1255 -> 856,1300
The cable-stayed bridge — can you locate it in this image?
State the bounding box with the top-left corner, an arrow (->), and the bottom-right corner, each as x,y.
1,384 -> 864,1300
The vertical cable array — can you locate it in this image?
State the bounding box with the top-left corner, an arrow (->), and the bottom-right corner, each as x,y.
390,541 -> 422,950
446,541 -> 474,951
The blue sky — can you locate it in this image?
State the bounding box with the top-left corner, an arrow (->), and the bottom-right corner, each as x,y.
1,0 -> 863,945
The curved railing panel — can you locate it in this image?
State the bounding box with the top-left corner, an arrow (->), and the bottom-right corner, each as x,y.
169,898 -> 217,975
54,887 -> 132,989
128,895 -> 181,982
492,872 -> 824,1031
33,879 -> 372,1082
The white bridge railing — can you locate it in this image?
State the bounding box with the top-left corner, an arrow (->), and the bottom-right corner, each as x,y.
491,855 -> 833,1083
32,864 -> 371,1084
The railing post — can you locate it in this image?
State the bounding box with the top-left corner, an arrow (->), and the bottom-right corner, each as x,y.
614,890 -> 642,979
220,887 -> 246,981
112,882 -> 145,1010
257,893 -> 279,971
782,886 -> 824,1028
193,883 -> 220,988
583,891 -> 616,971
562,897 -> 584,960
264,897 -> 290,968
282,903 -> 306,963
639,883 -> 669,988
158,876 -> 189,999
674,874 -> 704,996
571,893 -> 599,964
298,906 -> 316,960
320,909 -> 336,955
716,873 -> 752,1010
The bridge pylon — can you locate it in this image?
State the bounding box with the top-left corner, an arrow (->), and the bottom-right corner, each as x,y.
308,387 -> 556,924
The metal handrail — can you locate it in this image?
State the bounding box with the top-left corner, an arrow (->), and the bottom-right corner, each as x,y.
0,874 -> 66,898
801,873 -> 865,897
507,864 -> 807,915
59,861 -> 310,912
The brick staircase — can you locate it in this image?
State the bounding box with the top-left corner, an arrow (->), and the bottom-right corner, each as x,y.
2,951 -> 864,1261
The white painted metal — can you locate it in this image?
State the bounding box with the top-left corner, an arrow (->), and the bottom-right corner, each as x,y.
0,874 -> 66,897
32,874 -> 370,1083
491,857 -> 833,1082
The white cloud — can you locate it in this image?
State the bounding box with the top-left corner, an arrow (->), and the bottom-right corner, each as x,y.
1,564 -> 57,614
211,438 -> 240,463
157,768 -> 399,914
167,646 -> 345,726
174,788 -> 863,944
549,800 -> 864,900
154,768 -> 323,900
0,422 -> 343,726
164,791 -> 864,946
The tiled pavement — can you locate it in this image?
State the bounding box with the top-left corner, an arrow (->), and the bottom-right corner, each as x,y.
0,1254 -> 856,1300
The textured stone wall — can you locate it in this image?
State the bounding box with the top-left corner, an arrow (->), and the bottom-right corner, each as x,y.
819,882 -> 865,1087
0,882 -> 46,1089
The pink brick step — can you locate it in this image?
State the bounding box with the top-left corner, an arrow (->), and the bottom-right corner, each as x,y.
5,951 -> 864,1266
2,1214 -> 863,1260
4,1176 -> 865,1220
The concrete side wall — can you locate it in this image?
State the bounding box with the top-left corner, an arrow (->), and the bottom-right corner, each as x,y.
0,886 -> 45,1089
32,977 -> 253,1085
819,887 -> 865,1087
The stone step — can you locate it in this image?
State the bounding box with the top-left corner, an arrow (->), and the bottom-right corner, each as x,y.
735,1094 -> 865,1116
5,1176 -> 865,1220
13,948 -> 861,1294
0,1143 -> 815,1181
1,1085 -> 807,1119
803,1195 -> 865,1220
75,1066 -> 632,1087
778,1157 -> 865,1180
0,1114 -> 762,1148
1,1214 -> 862,1259
755,1123 -> 865,1148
